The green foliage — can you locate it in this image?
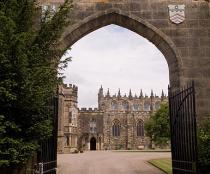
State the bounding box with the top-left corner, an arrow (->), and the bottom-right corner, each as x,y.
0,115 -> 37,167
145,103 -> 170,148
115,144 -> 124,150
198,116 -> 210,169
0,0 -> 72,168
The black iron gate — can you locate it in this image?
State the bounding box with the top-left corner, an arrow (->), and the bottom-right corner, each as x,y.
168,82 -> 198,174
34,96 -> 58,174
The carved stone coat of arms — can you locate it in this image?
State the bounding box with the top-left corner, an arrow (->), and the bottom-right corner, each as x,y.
168,5 -> 185,24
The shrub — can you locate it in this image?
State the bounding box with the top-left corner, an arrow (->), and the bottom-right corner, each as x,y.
197,116 -> 210,172
0,0 -> 72,168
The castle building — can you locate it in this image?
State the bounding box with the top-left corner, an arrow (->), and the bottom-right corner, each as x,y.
57,84 -> 78,153
57,84 -> 167,153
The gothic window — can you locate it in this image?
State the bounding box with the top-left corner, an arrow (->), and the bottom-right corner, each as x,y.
112,120 -> 120,137
133,104 -> 140,111
122,101 -> 129,110
69,112 -> 72,124
111,101 -> 118,110
144,102 -> 150,111
155,101 -> 161,110
69,110 -> 77,126
89,118 -> 96,133
137,120 -> 144,137
117,102 -> 122,110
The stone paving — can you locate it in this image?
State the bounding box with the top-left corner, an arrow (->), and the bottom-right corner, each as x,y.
57,151 -> 171,174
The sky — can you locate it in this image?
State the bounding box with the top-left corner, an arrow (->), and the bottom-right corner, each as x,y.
61,24 -> 169,108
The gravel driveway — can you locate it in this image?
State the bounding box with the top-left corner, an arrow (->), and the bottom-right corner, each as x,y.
57,151 -> 171,174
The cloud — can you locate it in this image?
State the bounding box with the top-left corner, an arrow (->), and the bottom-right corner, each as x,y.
61,24 -> 169,108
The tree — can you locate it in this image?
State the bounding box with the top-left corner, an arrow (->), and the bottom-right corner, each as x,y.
0,0 -> 72,169
145,103 -> 170,148
197,116 -> 210,173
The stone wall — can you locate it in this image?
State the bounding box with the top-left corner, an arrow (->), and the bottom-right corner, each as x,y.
78,109 -> 104,150
39,0 -> 210,120
99,87 -> 167,150
48,0 -> 210,152
103,111 -> 151,150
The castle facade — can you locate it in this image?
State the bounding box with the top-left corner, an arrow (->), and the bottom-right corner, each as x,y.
57,84 -> 167,153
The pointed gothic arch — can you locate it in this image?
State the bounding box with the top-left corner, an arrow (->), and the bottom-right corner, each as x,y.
90,137 -> 96,151
112,119 -> 121,137
144,101 -> 151,111
59,9 -> 181,88
133,103 -> 140,111
137,120 -> 144,137
122,101 -> 129,110
111,100 -> 118,110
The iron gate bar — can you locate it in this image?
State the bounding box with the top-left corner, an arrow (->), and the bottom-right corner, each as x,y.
35,93 -> 58,174
168,81 -> 198,174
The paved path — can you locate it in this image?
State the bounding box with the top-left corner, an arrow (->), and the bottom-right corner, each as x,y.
57,151 -> 171,174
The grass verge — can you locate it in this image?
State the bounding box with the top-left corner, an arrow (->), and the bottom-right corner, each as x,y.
148,158 -> 172,174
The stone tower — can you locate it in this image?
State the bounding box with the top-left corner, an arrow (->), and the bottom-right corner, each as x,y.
57,84 -> 78,153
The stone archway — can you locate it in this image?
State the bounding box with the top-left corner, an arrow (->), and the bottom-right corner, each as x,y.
59,10 -> 181,89
90,137 -> 97,151
38,1 -> 210,173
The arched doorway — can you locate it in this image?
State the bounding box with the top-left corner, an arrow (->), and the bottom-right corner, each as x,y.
90,137 -> 96,151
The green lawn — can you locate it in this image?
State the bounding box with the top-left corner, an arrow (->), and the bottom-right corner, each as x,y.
148,158 -> 172,174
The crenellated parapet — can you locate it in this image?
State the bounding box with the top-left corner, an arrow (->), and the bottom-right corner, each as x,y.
59,84 -> 78,98
98,86 -> 167,101
98,86 -> 168,112
62,84 -> 78,91
79,108 -> 103,113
